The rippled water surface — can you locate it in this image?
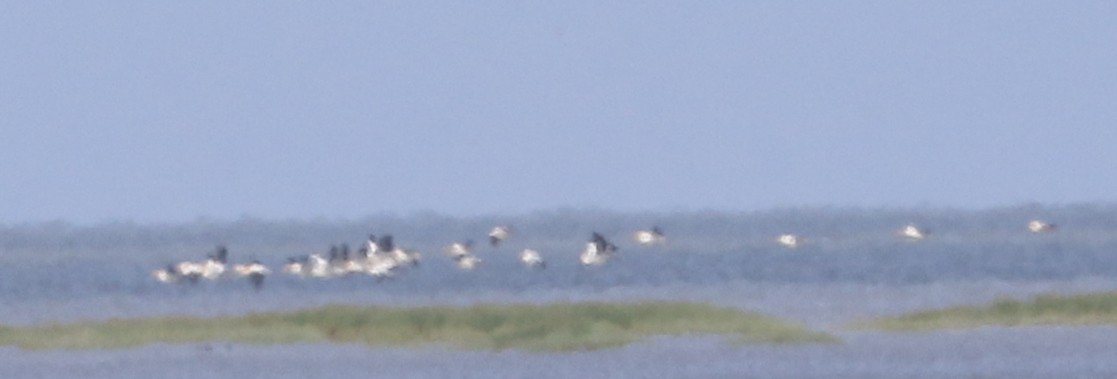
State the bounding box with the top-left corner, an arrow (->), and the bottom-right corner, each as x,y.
4,207 -> 1117,377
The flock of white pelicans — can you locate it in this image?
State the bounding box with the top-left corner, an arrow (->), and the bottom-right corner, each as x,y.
151,219 -> 1059,290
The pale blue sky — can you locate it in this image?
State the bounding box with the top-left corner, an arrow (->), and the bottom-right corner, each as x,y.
2,2 -> 1116,224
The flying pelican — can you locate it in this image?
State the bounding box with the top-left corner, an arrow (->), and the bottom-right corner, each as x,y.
633,226 -> 667,246
777,233 -> 801,248
391,247 -> 422,268
360,234 -> 396,278
898,224 -> 929,240
307,253 -> 331,278
233,260 -> 271,291
1027,219 -> 1057,233
151,264 -> 179,284
364,234 -> 382,254
454,254 -> 482,271
520,249 -> 546,270
281,256 -> 309,277
580,232 -> 617,266
373,234 -> 420,267
444,240 -> 474,259
175,260 -> 204,283
361,248 -> 398,279
489,226 -> 511,247
358,234 -> 420,279
200,245 -> 228,280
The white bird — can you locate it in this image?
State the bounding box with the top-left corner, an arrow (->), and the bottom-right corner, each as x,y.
489,226 -> 511,247
374,235 -> 420,268
151,264 -> 179,284
199,245 -> 228,280
898,224 -> 929,240
1027,219 -> 1057,233
444,241 -> 474,259
307,253 -> 331,278
360,234 -> 420,279
579,244 -> 608,266
580,232 -> 617,266
201,260 -> 226,280
633,226 -> 667,246
520,249 -> 546,270
363,252 -> 399,279
175,261 -> 205,283
281,257 -> 309,277
454,254 -> 482,270
777,233 -> 801,248
232,260 -> 271,291
391,248 -> 422,267
365,234 -> 382,255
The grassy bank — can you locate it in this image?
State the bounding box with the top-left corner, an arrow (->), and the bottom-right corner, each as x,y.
858,291 -> 1117,331
0,302 -> 833,351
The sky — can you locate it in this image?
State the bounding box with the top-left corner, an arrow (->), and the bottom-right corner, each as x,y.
2,2 -> 1116,224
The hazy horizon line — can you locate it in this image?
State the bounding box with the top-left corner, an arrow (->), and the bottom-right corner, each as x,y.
4,201 -> 1113,227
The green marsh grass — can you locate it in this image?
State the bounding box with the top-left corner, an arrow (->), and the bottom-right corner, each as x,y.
857,291 -> 1117,331
0,301 -> 833,351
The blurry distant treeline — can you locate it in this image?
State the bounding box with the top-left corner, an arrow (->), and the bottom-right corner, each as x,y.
3,204 -> 1117,254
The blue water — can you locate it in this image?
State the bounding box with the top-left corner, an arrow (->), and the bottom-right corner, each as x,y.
4,207 -> 1117,306
4,206 -> 1117,377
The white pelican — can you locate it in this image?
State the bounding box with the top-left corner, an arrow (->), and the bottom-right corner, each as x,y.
489,226 -> 511,247
356,234 -> 388,276
454,254 -> 482,270
151,264 -> 179,284
281,257 -> 309,277
633,226 -> 667,246
520,249 -> 546,270
579,245 -> 607,266
898,224 -> 929,240
365,234 -> 382,255
175,261 -> 204,283
363,251 -> 399,279
777,234 -> 801,248
200,245 -> 228,280
358,234 -> 420,279
580,232 -> 617,266
391,248 -> 422,267
233,260 -> 271,291
1027,219 -> 1056,233
444,241 -> 474,259
373,234 -> 419,267
307,253 -> 331,278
